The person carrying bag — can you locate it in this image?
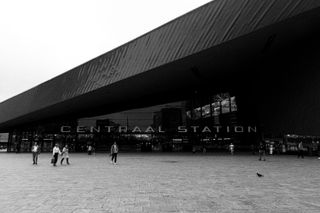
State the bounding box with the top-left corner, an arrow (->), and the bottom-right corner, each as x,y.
52,144 -> 61,166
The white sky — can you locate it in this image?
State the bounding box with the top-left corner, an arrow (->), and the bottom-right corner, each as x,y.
0,0 -> 212,103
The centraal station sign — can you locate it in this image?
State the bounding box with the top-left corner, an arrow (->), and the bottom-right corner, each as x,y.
60,125 -> 257,134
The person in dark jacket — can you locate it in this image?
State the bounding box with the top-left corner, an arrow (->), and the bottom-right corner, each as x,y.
110,142 -> 119,165
297,141 -> 304,158
258,142 -> 266,161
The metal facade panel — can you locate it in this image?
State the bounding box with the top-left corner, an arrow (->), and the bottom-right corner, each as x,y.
0,0 -> 319,125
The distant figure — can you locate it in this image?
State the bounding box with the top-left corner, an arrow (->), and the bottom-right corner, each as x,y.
202,146 -> 206,153
52,144 -> 61,166
60,145 -> 70,165
269,144 -> 274,155
229,143 -> 234,155
258,142 -> 266,161
31,142 -> 40,165
16,143 -> 20,153
251,144 -> 255,155
317,142 -> 320,159
110,142 -> 119,165
88,145 -> 93,155
282,144 -> 286,153
192,146 -> 196,154
297,141 -> 304,158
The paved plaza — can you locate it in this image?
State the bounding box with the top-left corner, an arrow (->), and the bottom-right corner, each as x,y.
0,152 -> 319,213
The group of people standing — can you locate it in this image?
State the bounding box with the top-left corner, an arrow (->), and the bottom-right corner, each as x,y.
31,142 -> 70,166
30,139 -> 318,165
228,142 -> 266,160
52,144 -> 70,166
31,141 -> 119,166
258,141 -> 307,160
228,141 -> 310,161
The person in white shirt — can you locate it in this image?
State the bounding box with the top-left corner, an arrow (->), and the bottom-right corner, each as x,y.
88,145 -> 93,155
60,145 -> 70,165
52,144 -> 61,166
31,142 -> 40,165
229,143 -> 234,155
269,144 -> 274,155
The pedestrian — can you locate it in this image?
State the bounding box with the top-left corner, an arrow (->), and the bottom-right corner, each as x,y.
88,145 -> 92,155
202,146 -> 206,153
258,141 -> 266,161
60,144 -> 70,165
31,142 -> 40,165
251,144 -> 255,155
192,146 -> 196,154
297,141 -> 304,158
16,142 -> 20,153
110,141 -> 119,165
317,141 -> 320,160
52,144 -> 61,166
269,144 -> 274,155
282,144 -> 286,153
229,143 -> 234,155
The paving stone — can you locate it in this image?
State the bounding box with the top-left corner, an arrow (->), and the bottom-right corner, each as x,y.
0,153 -> 320,212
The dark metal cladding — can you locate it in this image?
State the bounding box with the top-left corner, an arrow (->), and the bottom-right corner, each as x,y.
0,0 -> 320,127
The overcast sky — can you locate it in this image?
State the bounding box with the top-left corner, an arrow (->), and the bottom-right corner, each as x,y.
0,0 -> 212,103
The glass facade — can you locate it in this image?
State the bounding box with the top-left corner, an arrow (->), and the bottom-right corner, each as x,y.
0,133 -> 8,151
6,92 -> 259,153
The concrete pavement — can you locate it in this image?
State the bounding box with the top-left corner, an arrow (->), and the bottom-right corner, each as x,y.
0,153 -> 319,213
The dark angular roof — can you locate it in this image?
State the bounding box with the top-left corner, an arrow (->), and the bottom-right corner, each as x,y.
1,0 -> 320,130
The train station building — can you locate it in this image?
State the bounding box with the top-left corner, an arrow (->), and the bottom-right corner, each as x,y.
1,0 -> 320,153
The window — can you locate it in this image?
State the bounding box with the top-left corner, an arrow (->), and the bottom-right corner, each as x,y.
231,96 -> 237,112
221,99 -> 230,114
202,104 -> 211,118
212,102 -> 220,116
193,107 -> 201,119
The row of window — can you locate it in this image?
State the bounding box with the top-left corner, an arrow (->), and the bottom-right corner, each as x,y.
186,96 -> 237,119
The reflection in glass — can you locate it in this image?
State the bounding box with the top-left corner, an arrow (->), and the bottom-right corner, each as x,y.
202,104 -> 211,118
212,102 -> 220,116
231,96 -> 237,112
221,99 -> 230,114
186,110 -> 192,119
193,107 -> 201,119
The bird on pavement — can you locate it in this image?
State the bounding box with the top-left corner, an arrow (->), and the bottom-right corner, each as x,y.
256,172 -> 264,177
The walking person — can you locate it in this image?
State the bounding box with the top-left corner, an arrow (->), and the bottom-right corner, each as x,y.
110,141 -> 119,165
251,144 -> 255,155
202,146 -> 206,153
60,144 -> 70,165
297,141 -> 304,158
229,143 -> 234,155
192,146 -> 196,154
317,141 -> 320,160
31,142 -> 40,165
258,141 -> 266,161
52,144 -> 61,166
88,145 -> 93,155
282,144 -> 286,154
269,144 -> 274,155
